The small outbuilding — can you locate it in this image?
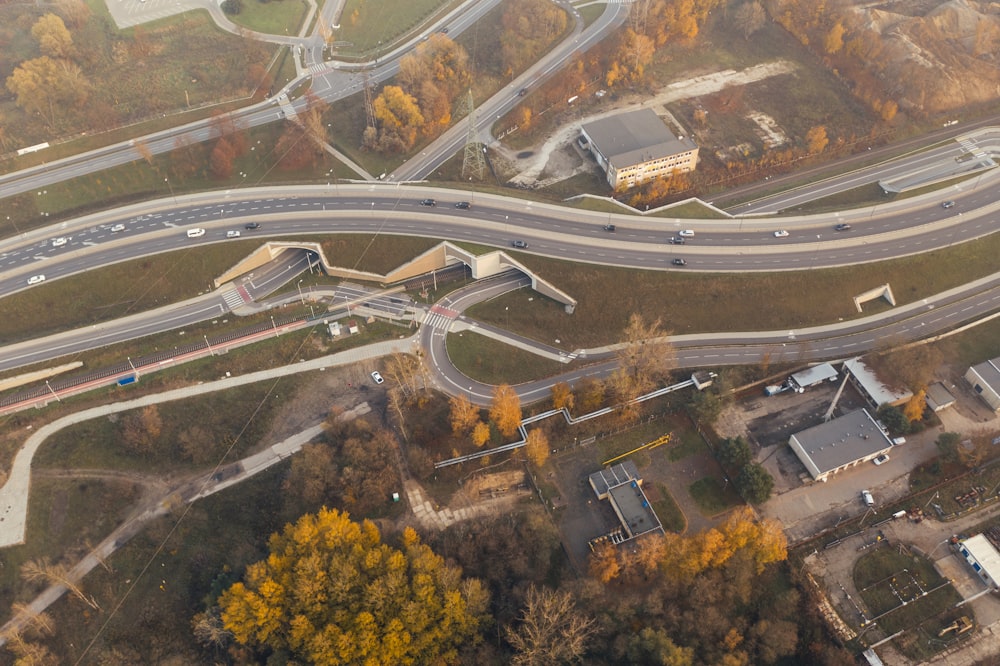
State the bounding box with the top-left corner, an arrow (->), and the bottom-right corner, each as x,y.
790,363 -> 839,390
924,382 -> 957,413
965,357 -> 1000,412
788,408 -> 894,482
958,534 -> 1000,591
843,357 -> 913,409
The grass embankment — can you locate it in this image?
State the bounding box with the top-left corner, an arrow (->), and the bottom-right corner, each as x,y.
445,332 -> 572,385
2,122 -> 358,240
227,0 -> 308,35
466,231 -> 1000,349
0,234 -> 434,347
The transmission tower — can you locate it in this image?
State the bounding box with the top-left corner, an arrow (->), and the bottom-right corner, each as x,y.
461,89 -> 486,181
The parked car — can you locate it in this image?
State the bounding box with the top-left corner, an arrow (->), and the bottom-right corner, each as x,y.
892,437 -> 906,446
420,199 -> 437,207
371,371 -> 384,384
27,274 -> 46,285
455,201 -> 471,209
603,224 -> 616,232
186,228 -> 206,238
672,258 -> 687,266
512,240 -> 528,248
226,230 -> 241,238
773,230 -> 789,238
834,223 -> 852,231
862,489 -> 875,506
51,237 -> 68,247
873,454 -> 890,466
110,224 -> 126,232
245,222 -> 261,230
942,200 -> 955,209
678,229 -> 695,238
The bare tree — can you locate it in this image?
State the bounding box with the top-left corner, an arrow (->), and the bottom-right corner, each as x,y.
733,1 -> 766,39
616,313 -> 676,394
20,557 -> 100,610
506,586 -> 596,665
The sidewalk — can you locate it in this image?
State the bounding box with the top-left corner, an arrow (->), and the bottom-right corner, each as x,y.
0,335 -> 418,549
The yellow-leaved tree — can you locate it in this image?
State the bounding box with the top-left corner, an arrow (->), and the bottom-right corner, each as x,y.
489,383 -> 522,437
219,508 -> 489,665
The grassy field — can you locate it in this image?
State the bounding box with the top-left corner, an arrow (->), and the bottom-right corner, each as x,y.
689,476 -> 741,516
445,331 -> 572,385
0,0 -> 278,156
334,0 -> 452,55
228,0 -> 308,35
649,482 -> 686,533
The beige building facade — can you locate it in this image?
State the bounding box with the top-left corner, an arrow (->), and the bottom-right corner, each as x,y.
580,109 -> 698,190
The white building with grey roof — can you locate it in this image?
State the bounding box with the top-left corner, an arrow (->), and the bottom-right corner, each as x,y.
580,108 -> 698,190
788,409 -> 893,482
966,356 -> 1000,412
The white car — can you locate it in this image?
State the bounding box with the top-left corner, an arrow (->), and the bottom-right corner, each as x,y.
226,230 -> 241,238
51,237 -> 68,247
186,228 -> 206,238
862,489 -> 875,506
873,454 -> 890,466
27,274 -> 46,285
371,371 -> 384,385
773,230 -> 789,238
110,224 -> 125,232
678,229 -> 695,238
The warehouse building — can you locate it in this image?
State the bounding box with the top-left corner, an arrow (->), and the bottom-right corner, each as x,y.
788,409 -> 894,482
580,109 -> 698,190
965,357 -> 1000,412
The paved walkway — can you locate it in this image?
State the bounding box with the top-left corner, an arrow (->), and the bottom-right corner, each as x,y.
0,335 -> 419,549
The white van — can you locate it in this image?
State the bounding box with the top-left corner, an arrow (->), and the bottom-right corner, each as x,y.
861,490 -> 875,507
186,228 -> 206,238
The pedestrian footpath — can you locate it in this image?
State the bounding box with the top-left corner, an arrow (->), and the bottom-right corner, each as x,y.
0,334 -> 419,549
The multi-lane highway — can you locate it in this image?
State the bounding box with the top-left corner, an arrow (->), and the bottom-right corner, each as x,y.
3,173 -> 998,300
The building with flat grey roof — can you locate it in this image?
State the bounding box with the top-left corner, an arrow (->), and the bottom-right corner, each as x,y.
588,461 -> 663,541
844,358 -> 913,408
580,109 -> 698,190
958,534 -> 1000,591
788,408 -> 893,482
966,357 -> 1000,412
925,382 -> 956,413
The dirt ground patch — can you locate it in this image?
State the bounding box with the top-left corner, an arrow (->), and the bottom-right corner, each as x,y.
496,61 -> 796,189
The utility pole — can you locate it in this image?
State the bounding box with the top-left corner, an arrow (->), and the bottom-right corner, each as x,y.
461,89 -> 486,181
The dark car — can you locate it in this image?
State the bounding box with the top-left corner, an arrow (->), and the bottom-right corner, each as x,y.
420,199 -> 437,206
672,258 -> 687,266
518,88 -> 528,97
942,200 -> 955,209
668,236 -> 686,245
834,223 -> 852,231
512,240 -> 528,249
603,224 -> 616,232
455,201 -> 471,209
245,222 -> 261,230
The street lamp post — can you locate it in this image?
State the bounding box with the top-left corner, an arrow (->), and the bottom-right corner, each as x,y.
297,279 -> 305,305
164,177 -> 177,205
270,315 -> 279,337
45,380 -> 60,402
204,335 -> 216,356
127,356 -> 138,378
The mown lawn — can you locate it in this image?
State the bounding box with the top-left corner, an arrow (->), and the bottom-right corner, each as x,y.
227,0 -> 308,35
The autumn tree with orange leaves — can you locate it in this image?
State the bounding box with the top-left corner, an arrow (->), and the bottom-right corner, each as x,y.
489,384 -> 522,437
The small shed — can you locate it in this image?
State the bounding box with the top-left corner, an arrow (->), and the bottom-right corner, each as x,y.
790,363 -> 838,389
925,382 -> 957,413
